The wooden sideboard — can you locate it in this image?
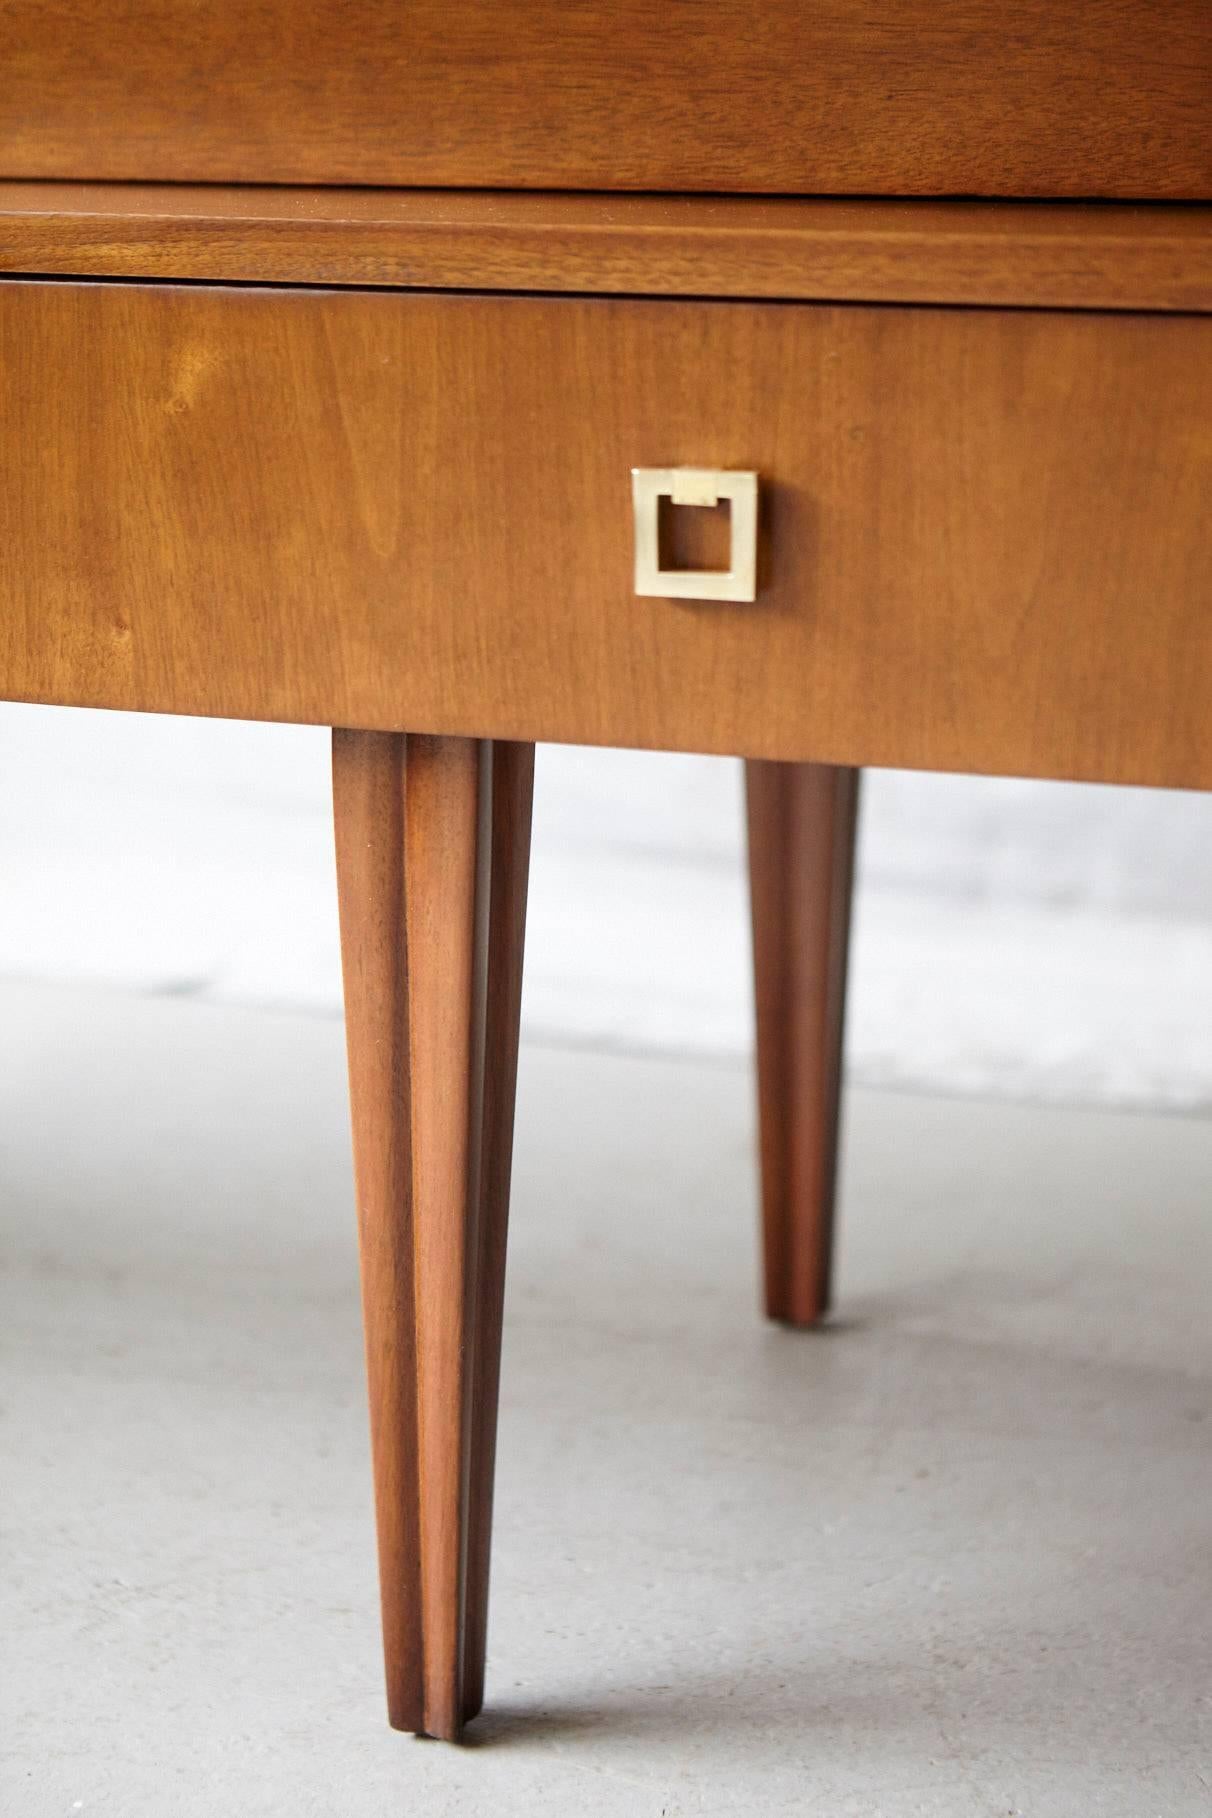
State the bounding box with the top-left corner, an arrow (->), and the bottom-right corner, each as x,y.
3,1 -> 1209,1744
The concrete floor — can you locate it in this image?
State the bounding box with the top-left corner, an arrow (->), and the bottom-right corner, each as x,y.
3,979 -> 1210,1816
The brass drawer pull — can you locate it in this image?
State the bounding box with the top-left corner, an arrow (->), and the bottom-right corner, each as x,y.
631,467 -> 758,603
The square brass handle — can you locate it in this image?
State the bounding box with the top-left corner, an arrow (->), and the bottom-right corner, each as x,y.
631,467 -> 759,603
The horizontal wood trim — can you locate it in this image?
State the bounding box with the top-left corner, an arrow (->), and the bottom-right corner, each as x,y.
2,1 -> 1208,199
1,282 -> 1209,790
2,188 -> 1211,314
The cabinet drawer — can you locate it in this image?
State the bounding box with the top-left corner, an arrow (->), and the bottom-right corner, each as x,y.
1,281 -> 1209,788
2,1 -> 1209,199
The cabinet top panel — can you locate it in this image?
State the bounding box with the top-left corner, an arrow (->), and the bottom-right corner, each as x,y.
2,1 -> 1209,199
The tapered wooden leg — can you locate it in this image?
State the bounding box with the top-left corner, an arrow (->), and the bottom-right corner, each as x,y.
460,739 -> 533,1724
745,761 -> 860,1327
332,730 -> 534,1742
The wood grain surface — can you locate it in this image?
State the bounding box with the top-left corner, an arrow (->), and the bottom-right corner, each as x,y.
332,730 -> 533,1740
3,186 -> 1210,314
2,281 -> 1209,789
2,1 -> 1208,197
746,763 -> 860,1327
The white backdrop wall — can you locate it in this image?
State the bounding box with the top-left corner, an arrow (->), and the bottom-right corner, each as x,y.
2,704 -> 1210,1109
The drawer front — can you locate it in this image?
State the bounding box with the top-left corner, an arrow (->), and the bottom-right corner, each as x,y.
2,1 -> 1209,199
1,281 -> 1209,789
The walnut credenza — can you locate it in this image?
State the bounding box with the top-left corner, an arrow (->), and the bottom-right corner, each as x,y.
2,2 -> 1209,1742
